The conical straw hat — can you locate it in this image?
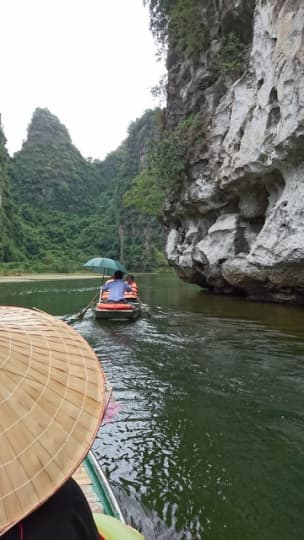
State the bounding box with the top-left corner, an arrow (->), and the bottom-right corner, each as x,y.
0,306 -> 106,535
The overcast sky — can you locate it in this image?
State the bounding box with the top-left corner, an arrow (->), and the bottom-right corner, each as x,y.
0,0 -> 164,159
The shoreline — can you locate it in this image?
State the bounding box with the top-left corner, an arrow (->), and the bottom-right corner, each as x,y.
0,273 -> 101,283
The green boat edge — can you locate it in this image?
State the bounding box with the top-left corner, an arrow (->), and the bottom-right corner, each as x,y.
84,450 -> 125,523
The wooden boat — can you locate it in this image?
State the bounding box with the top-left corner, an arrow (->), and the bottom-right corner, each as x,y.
74,450 -> 143,539
93,301 -> 141,321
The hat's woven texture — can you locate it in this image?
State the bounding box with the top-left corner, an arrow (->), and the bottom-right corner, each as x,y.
0,306 -> 106,534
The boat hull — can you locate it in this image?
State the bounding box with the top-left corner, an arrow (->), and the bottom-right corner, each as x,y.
93,302 -> 141,321
75,451 -> 143,538
84,451 -> 125,521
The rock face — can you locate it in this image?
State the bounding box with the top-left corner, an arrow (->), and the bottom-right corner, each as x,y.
24,108 -> 72,147
163,0 -> 304,303
11,108 -> 90,211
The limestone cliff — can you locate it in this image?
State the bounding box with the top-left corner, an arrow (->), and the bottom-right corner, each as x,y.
0,120 -> 24,262
161,0 -> 304,303
10,108 -> 91,211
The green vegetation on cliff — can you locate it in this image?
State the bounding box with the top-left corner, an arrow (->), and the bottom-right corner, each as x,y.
0,123 -> 24,263
3,107 -> 167,273
124,118 -> 188,215
142,0 -> 256,208
90,109 -> 167,270
145,0 -> 255,70
10,108 -> 94,212
145,0 -> 206,58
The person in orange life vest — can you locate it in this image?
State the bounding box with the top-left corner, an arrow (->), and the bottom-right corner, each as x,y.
101,270 -> 131,302
124,274 -> 138,302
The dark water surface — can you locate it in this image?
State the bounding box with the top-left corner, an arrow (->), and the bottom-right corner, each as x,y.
1,273 -> 304,539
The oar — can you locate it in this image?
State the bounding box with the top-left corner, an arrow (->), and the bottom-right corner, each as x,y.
137,296 -> 151,318
76,291 -> 100,320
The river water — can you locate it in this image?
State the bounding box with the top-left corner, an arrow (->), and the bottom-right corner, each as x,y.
1,273 -> 304,539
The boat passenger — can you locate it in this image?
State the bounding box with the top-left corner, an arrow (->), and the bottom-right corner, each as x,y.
101,270 -> 131,302
0,306 -> 105,540
3,478 -> 101,540
124,274 -> 139,302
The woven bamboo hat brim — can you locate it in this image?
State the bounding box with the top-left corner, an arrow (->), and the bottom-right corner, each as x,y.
0,306 -> 106,535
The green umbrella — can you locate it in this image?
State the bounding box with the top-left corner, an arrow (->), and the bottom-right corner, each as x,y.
83,257 -> 127,275
76,257 -> 127,321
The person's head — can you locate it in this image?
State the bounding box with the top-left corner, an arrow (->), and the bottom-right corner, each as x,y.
114,270 -> 124,280
0,306 -> 106,534
126,274 -> 134,283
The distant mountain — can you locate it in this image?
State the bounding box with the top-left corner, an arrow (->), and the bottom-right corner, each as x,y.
2,107 -> 166,272
10,108 -> 93,212
24,107 -> 72,147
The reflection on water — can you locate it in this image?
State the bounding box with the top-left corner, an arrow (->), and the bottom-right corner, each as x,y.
1,273 -> 304,539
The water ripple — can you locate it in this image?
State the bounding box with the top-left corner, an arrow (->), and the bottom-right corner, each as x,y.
6,277 -> 304,539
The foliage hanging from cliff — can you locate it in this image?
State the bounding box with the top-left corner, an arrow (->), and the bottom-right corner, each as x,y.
144,0 -> 204,57
123,115 -> 196,216
143,0 -> 169,53
145,0 -> 255,71
220,32 -> 248,73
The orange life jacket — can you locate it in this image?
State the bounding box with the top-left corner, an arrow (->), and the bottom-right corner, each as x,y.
124,281 -> 138,299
